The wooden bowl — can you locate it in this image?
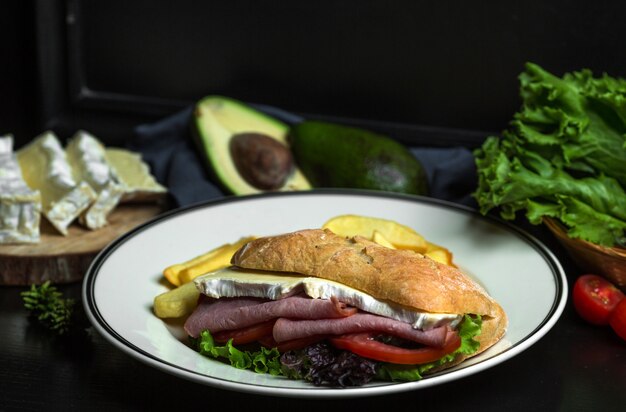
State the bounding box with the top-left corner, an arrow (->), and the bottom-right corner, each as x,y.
544,218 -> 626,292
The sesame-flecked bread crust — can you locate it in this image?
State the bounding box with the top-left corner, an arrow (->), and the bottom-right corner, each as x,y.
232,228 -> 505,318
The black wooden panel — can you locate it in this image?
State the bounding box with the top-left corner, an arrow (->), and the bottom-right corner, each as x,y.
23,0 -> 626,146
0,1 -> 37,142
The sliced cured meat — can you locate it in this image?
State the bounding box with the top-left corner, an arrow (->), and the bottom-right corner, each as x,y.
212,320 -> 277,345
184,297 -> 264,337
258,334 -> 328,352
184,294 -> 357,338
272,313 -> 449,347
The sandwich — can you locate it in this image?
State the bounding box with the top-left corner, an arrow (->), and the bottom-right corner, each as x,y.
183,228 -> 508,387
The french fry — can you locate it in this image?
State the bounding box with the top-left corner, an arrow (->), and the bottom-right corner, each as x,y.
323,214 -> 428,252
162,236 -> 255,286
372,230 -> 396,249
177,250 -> 231,284
153,281 -> 200,318
163,248 -> 222,286
424,242 -> 455,266
177,236 -> 255,284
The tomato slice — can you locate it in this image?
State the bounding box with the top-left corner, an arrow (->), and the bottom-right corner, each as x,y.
573,275 -> 625,326
329,331 -> 461,365
609,299 -> 626,341
212,320 -> 276,345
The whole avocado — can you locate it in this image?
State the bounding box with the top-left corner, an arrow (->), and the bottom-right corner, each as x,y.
289,120 -> 428,195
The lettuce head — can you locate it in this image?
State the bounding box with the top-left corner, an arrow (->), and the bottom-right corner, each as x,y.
474,63 -> 626,247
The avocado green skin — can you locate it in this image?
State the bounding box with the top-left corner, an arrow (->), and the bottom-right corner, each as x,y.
289,120 -> 428,195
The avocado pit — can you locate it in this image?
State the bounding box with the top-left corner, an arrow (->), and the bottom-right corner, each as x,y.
230,132 -> 294,190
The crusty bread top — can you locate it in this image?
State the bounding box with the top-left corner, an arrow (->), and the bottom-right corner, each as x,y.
231,228 -> 504,318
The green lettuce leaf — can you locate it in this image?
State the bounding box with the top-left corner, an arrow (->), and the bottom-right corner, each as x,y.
474,63 -> 626,247
193,330 -> 283,375
377,315 -> 482,382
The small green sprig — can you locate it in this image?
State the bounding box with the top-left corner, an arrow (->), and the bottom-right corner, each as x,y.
21,281 -> 76,335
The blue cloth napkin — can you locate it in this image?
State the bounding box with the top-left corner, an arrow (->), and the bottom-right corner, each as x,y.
129,105 -> 479,208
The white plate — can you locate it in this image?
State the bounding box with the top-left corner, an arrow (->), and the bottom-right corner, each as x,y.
83,190 -> 567,399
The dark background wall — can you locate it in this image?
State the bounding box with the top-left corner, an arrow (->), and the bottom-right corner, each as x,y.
1,1 -> 37,143
2,0 -> 626,148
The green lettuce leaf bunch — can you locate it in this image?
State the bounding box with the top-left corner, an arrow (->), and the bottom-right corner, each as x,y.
192,330 -> 283,375
474,62 -> 626,247
377,315 -> 482,381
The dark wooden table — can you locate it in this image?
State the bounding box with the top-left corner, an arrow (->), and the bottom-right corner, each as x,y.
1,219 -> 624,412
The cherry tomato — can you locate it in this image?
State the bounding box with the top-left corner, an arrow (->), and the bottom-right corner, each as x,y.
609,299 -> 626,342
572,275 -> 625,326
329,331 -> 461,365
212,320 -> 276,345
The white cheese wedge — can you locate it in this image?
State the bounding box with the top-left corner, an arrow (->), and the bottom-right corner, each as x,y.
0,135 -> 41,243
194,266 -> 462,330
16,131 -> 96,235
105,148 -> 167,203
66,130 -> 125,229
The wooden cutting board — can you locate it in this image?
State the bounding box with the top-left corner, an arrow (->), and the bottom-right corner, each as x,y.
0,204 -> 165,285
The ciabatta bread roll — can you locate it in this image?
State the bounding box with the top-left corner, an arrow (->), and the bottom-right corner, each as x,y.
231,228 -> 507,362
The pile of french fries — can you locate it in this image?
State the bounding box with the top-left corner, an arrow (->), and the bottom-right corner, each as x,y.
153,236 -> 254,318
322,215 -> 454,266
153,215 -> 454,319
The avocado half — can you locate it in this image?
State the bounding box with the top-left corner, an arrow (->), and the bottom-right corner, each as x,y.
192,96 -> 311,195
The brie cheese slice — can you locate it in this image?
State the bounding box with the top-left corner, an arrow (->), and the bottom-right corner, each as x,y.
17,131 -> 96,235
195,266 -> 462,330
105,148 -> 167,203
0,135 -> 41,243
66,130 -> 125,229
